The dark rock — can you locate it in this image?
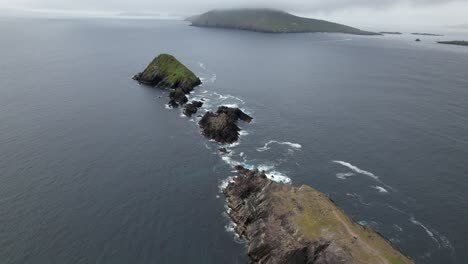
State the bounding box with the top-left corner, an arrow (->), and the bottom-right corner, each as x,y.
183,101 -> 203,117
199,107 -> 252,144
217,106 -> 253,123
168,88 -> 188,107
219,148 -> 231,154
415,38 -> 421,42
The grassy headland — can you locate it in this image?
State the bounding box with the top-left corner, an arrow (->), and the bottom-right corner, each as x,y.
187,9 -> 379,35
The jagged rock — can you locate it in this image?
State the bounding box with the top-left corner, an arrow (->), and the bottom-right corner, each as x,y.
183,101 -> 203,117
217,106 -> 253,123
224,166 -> 415,264
219,148 -> 231,154
199,107 -> 252,144
168,88 -> 188,107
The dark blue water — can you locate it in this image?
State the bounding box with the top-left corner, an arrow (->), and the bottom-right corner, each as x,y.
1,17 -> 467,264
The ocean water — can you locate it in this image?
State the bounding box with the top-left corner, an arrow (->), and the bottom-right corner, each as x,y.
0,16 -> 467,264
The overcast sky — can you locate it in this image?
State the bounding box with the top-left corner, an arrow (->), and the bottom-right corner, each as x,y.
1,0 -> 467,27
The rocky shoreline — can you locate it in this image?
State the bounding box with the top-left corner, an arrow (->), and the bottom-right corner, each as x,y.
134,54 -> 414,263
224,166 -> 414,264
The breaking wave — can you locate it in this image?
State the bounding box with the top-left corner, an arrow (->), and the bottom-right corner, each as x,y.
257,140 -> 302,152
373,186 -> 389,193
336,172 -> 355,180
332,161 -> 379,180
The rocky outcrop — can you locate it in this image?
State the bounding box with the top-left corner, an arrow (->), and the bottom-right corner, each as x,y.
183,101 -> 203,117
168,88 -> 189,107
133,54 -> 202,106
219,147 -> 231,154
224,166 -> 415,264
199,106 -> 252,144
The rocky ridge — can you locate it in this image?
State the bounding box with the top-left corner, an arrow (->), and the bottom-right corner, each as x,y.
224,166 -> 415,264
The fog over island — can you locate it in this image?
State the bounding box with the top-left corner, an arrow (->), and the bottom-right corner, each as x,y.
1,0 -> 468,28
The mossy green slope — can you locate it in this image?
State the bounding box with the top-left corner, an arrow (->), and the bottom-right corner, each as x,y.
188,9 -> 379,35
135,54 -> 201,92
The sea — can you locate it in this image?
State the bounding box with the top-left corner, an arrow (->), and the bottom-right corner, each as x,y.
1,15 -> 467,264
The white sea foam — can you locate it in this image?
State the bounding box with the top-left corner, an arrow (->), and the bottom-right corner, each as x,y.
336,172 -> 355,180
394,224 -> 403,232
221,155 -> 242,167
410,217 -> 440,246
213,92 -> 245,104
221,103 -> 239,108
257,140 -> 302,152
332,161 -> 380,180
165,104 -> 171,109
219,176 -> 236,191
198,62 -> 207,70
209,74 -> 217,83
239,152 -> 244,157
239,130 -> 249,136
225,221 -> 236,233
265,170 -> 292,184
373,186 -> 389,193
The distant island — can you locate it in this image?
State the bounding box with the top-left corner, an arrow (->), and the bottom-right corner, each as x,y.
438,40 -> 468,46
412,33 -> 443,36
187,9 -> 379,35
380,31 -> 403,35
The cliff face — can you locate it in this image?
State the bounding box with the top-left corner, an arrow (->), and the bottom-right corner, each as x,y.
133,54 -> 202,106
224,166 -> 415,264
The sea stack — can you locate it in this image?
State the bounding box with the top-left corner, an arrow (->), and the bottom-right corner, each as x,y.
199,106 -> 252,144
133,54 -> 202,106
224,166 -> 415,264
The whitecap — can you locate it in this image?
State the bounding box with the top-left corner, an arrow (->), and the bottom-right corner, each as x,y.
221,103 -> 239,108
336,172 -> 355,180
239,130 -> 249,137
394,224 -> 403,232
221,155 -> 242,167
265,170 -> 292,184
410,217 -> 440,246
165,104 -> 172,110
257,140 -> 302,152
219,176 -> 236,191
332,161 -> 379,180
373,186 -> 389,193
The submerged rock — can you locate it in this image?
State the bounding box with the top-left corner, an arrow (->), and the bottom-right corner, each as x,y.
218,147 -> 231,154
224,166 -> 415,264
183,101 -> 203,117
199,106 -> 252,144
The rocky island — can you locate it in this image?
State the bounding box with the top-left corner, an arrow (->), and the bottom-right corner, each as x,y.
134,53 -> 415,263
438,40 -> 468,47
133,54 -> 202,107
225,166 -> 415,264
411,33 -> 443,36
380,32 -> 403,35
187,9 -> 379,35
199,106 -> 252,144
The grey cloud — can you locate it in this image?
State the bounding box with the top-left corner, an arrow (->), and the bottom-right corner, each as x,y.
3,0 -> 463,13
